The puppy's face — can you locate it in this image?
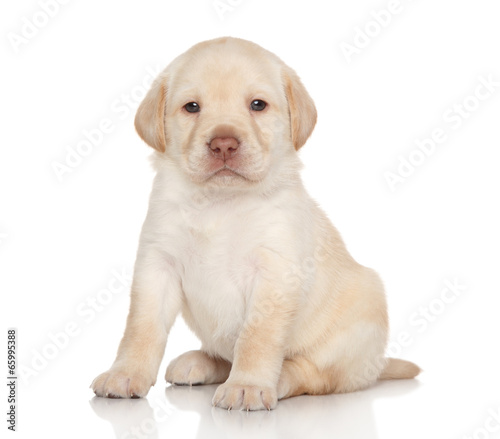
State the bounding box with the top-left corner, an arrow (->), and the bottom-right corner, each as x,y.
135,38 -> 317,189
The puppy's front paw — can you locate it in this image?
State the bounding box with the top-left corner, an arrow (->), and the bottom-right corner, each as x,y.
91,369 -> 154,399
212,382 -> 277,411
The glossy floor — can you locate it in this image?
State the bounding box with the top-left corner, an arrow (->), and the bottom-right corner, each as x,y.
16,363 -> 499,439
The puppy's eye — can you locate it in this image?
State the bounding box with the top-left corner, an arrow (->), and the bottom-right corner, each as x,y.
184,102 -> 200,113
250,100 -> 267,111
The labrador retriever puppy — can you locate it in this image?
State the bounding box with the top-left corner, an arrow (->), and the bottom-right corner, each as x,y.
91,37 -> 420,410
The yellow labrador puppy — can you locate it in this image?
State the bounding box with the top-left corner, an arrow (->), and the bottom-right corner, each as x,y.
91,37 -> 419,410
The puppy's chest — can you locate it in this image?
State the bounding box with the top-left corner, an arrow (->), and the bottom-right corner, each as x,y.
176,213 -> 260,330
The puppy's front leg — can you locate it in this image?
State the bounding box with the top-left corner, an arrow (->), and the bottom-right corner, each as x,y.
91,251 -> 182,398
213,251 -> 297,411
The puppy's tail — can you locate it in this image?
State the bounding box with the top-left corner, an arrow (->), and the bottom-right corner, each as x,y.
379,358 -> 421,380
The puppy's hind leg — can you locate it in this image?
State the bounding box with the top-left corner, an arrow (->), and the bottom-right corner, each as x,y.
278,357 -> 336,399
277,356 -> 378,399
278,354 -> 421,400
166,350 -> 231,386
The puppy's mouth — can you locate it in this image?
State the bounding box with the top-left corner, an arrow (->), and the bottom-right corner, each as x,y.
210,165 -> 248,180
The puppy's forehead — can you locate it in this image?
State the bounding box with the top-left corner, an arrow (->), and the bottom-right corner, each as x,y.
170,38 -> 283,95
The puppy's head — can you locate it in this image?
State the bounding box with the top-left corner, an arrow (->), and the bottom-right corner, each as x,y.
135,37 -> 316,190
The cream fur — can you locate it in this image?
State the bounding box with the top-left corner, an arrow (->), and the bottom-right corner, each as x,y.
91,37 -> 420,410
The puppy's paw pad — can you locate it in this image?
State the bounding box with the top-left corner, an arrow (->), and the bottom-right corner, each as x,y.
212,383 -> 277,411
91,369 -> 153,399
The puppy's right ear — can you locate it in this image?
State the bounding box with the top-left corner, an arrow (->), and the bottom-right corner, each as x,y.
134,74 -> 168,152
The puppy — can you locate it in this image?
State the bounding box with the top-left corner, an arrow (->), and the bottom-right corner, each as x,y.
91,37 -> 420,411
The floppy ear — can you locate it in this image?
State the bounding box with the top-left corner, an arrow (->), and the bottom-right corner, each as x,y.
283,67 -> 317,150
134,74 -> 168,152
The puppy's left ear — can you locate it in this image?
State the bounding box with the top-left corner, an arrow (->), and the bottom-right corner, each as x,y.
135,74 -> 168,153
283,66 -> 317,150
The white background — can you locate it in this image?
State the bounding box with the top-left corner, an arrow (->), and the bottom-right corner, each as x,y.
1,0 -> 500,438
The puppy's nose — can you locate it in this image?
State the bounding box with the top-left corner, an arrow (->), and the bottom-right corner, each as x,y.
209,137 -> 239,160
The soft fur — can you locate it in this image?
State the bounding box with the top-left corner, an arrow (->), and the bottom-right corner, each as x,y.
91,37 -> 420,410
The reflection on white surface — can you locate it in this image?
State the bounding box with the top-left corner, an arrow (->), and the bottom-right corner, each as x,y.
90,380 -> 420,438
90,397 -> 160,439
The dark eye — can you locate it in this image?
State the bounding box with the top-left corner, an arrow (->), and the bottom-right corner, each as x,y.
184,102 -> 200,113
250,100 -> 267,111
